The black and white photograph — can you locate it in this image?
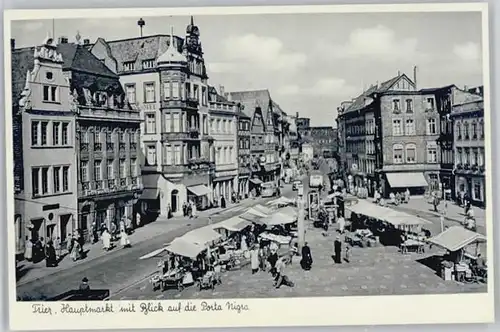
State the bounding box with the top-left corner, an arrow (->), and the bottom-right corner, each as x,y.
4,3 -> 494,329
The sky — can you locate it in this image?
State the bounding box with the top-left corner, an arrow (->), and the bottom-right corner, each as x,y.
11,11 -> 484,126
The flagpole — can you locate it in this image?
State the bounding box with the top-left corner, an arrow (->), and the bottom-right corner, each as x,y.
52,19 -> 55,38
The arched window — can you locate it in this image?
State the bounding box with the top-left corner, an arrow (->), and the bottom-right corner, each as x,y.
393,144 -> 404,164
406,143 -> 417,163
464,122 -> 470,139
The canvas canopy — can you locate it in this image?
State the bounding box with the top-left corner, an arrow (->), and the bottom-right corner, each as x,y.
246,207 -> 269,218
239,212 -> 264,224
182,226 -> 222,246
261,212 -> 295,226
386,172 -> 428,188
267,196 -> 294,206
277,206 -> 298,219
384,210 -> 432,227
212,216 -> 252,232
253,204 -> 274,215
428,226 -> 486,252
165,237 -> 205,259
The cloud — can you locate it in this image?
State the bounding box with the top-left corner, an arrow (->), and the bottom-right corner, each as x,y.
276,77 -> 357,98
322,25 -> 422,62
213,34 -> 307,73
453,42 -> 481,62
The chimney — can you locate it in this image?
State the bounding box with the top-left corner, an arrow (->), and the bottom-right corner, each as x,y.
464,85 -> 468,91
397,70 -> 401,76
83,39 -> 90,45
219,85 -> 225,96
10,38 -> 15,50
413,66 -> 418,89
296,112 -> 299,119
58,36 -> 68,44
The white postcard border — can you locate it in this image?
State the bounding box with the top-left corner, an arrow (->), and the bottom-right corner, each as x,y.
4,3 -> 495,330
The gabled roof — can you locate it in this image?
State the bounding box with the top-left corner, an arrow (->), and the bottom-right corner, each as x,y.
227,89 -> 273,126
95,34 -> 184,73
11,43 -> 119,108
418,84 -> 456,94
345,74 -> 415,113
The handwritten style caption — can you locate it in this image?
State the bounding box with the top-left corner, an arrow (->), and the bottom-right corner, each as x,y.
32,301 -> 250,316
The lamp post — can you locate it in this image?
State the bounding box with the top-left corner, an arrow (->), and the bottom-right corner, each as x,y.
137,18 -> 145,37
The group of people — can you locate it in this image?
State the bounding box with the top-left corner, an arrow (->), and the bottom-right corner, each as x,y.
182,201 -> 198,219
101,217 -> 132,251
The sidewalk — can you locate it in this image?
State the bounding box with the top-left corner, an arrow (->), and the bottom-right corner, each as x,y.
393,196 -> 486,227
16,199 -> 255,286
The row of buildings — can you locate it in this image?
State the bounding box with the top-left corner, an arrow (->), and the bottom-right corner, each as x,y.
11,18 -> 300,256
336,68 -> 485,206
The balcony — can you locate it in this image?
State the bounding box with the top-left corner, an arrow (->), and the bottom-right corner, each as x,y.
107,179 -> 116,189
106,143 -> 114,151
80,143 -> 89,152
162,98 -> 198,109
94,143 -> 103,152
95,180 -> 104,190
161,132 -> 200,141
189,127 -> 200,138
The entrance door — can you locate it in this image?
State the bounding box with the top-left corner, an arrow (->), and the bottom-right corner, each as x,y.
60,214 -> 71,243
30,218 -> 44,241
171,190 -> 178,213
46,224 -> 55,241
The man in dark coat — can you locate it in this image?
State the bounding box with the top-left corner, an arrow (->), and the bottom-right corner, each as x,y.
334,236 -> 342,264
300,242 -> 313,270
45,241 -> 58,267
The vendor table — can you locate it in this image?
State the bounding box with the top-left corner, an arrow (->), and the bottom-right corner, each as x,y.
400,239 -> 426,254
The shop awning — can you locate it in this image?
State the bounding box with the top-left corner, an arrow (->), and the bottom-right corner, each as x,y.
249,178 -> 263,185
187,185 -> 211,197
253,204 -> 274,215
212,216 -> 251,232
267,196 -> 294,206
182,226 -> 222,246
386,173 -> 428,188
239,212 -> 264,224
261,212 -> 295,226
428,226 -> 486,252
246,207 -> 269,218
140,188 -> 159,200
384,210 -> 432,227
165,238 -> 206,259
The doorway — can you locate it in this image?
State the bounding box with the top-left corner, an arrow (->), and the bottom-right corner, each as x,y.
60,214 -> 71,243
30,218 -> 43,241
171,190 -> 178,213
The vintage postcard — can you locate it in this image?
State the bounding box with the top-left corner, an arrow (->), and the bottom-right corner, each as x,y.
4,3 -> 494,330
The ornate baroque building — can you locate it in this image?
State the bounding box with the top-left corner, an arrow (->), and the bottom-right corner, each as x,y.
89,18 -> 216,217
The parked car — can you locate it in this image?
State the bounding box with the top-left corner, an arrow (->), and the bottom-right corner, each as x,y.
262,182 -> 278,197
292,180 -> 302,191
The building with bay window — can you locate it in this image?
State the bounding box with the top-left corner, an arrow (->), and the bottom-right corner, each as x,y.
12,36 -> 78,255
89,18 -> 215,217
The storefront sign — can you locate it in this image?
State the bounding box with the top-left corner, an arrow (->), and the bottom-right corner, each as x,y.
42,204 -> 60,211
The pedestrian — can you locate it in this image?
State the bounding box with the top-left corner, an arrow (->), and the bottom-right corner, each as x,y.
79,277 -> 90,291
119,218 -> 125,234
240,234 -> 248,252
250,244 -> 260,274
67,234 -> 74,256
77,229 -> 85,259
287,242 -> 298,265
338,215 -> 346,234
110,222 -> 117,241
70,240 -> 80,262
405,188 -> 410,203
300,242 -> 313,271
187,203 -> 193,219
334,236 -> 342,264
92,222 -> 99,244
182,202 -> 187,217
192,201 -> 198,218
45,241 -> 58,267
167,204 -> 172,219
345,243 -> 351,263
125,216 -> 133,235
221,196 -> 226,209
101,228 -> 111,251
267,249 -> 279,271
120,229 -> 131,248
24,236 -> 33,262
54,237 -> 61,261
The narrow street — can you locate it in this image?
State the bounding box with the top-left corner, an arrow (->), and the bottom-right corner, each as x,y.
17,185 -> 297,300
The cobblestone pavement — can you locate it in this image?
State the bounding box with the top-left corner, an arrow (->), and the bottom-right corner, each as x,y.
112,222 -> 486,300
16,189 -> 294,300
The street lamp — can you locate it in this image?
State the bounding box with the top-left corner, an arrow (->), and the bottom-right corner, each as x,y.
137,18 -> 145,37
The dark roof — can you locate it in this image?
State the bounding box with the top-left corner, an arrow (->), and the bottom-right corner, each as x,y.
227,89 -> 273,125
345,74 -> 416,113
418,84 -> 456,94
12,43 -> 121,108
97,35 -> 184,73
236,110 -> 250,119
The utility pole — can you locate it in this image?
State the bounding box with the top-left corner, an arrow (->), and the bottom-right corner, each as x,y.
297,185 -> 306,250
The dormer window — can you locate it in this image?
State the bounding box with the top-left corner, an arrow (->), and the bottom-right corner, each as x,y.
142,59 -> 155,70
43,85 -> 58,103
123,61 -> 135,71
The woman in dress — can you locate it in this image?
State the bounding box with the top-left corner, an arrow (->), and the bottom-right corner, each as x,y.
250,244 -> 260,274
120,229 -> 131,248
24,236 -> 33,262
101,228 -> 111,251
70,240 -> 80,261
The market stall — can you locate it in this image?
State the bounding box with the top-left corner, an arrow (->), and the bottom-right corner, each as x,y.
267,196 -> 294,207
212,216 -> 252,234
182,226 -> 223,247
253,204 -> 275,215
428,226 -> 487,282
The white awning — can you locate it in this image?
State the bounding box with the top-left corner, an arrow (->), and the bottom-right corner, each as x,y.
187,185 -> 211,197
386,172 -> 428,188
141,188 -> 159,200
428,226 -> 486,252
